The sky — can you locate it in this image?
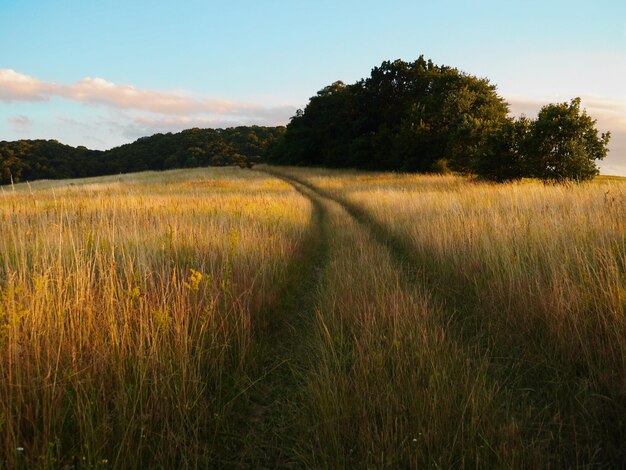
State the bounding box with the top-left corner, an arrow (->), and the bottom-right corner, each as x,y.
1,0 -> 625,175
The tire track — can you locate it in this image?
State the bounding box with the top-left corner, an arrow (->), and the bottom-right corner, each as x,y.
262,168 -> 531,467
262,166 -> 626,467
261,168 -> 429,294
232,171 -> 330,468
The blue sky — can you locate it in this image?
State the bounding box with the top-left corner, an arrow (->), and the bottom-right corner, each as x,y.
1,0 -> 625,174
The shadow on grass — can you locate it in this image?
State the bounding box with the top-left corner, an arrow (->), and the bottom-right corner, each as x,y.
220,169 -> 331,467
273,168 -> 626,467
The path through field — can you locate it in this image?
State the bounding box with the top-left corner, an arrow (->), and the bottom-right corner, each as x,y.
244,168 -> 506,467
241,166 -> 625,468
2,167 -> 623,468
237,169 -> 399,466
232,175 -> 330,467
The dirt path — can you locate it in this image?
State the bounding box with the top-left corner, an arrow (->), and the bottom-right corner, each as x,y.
263,168 -> 432,295
243,168 -> 507,467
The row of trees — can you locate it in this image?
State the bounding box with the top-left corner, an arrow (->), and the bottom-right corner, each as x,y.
1,58 -> 610,184
0,126 -> 285,185
0,140 -> 94,184
266,57 -> 610,181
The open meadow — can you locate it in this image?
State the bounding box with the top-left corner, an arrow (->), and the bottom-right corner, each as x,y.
0,166 -> 624,468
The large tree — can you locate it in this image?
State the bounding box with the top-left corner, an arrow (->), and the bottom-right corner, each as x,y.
476,98 -> 611,182
266,56 -> 510,173
525,98 -> 610,181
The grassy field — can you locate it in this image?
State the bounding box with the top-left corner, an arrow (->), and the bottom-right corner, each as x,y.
1,166 -> 624,468
0,168 -> 312,468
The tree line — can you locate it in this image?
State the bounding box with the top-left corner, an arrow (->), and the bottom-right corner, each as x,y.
0,126 -> 285,185
2,58 -> 611,184
266,56 -> 610,181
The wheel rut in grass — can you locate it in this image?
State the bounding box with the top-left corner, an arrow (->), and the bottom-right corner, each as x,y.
233,171 -> 330,468
257,168 -> 598,467
263,169 -> 427,291
261,170 -> 495,321
263,168 -> 626,467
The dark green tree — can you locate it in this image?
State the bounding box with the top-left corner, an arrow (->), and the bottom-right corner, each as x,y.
0,147 -> 21,184
475,116 -> 531,181
0,126 -> 285,185
266,56 -> 509,173
525,98 -> 610,181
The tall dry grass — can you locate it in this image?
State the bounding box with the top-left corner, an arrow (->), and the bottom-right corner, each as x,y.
275,166 -> 626,466
297,189 -> 527,467
3,164 -> 624,467
0,168 -> 311,468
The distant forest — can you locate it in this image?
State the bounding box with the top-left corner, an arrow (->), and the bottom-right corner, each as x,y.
0,126 -> 284,185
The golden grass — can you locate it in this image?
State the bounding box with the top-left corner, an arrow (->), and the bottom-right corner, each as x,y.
290,182 -> 527,467
0,167 -> 311,468
269,166 -> 626,466
2,164 -> 624,467
309,171 -> 625,392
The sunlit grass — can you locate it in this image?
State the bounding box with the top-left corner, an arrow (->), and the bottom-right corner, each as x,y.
323,172 -> 625,394
270,166 -> 626,466
0,167 -> 311,468
291,184 -> 525,467
2,164 -> 624,467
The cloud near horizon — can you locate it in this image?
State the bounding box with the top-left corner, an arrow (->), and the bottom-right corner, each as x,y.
102,113 -> 292,140
0,69 -> 269,115
1,68 -> 297,149
7,114 -> 32,133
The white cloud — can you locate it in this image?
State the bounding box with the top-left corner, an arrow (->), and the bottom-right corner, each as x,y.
0,69 -> 54,102
64,76 -> 256,115
1,68 -> 296,149
0,69 -> 290,116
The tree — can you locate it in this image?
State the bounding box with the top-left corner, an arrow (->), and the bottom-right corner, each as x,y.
0,126 -> 285,184
266,56 -> 509,173
0,147 -> 19,184
525,98 -> 610,181
474,117 -> 531,181
475,99 -> 611,183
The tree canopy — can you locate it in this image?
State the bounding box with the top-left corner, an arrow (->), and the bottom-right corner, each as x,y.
266,56 -> 510,173
476,99 -> 611,182
525,98 -> 610,181
266,56 -> 610,182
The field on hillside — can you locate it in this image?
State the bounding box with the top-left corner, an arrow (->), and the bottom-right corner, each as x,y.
1,166 -> 624,468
